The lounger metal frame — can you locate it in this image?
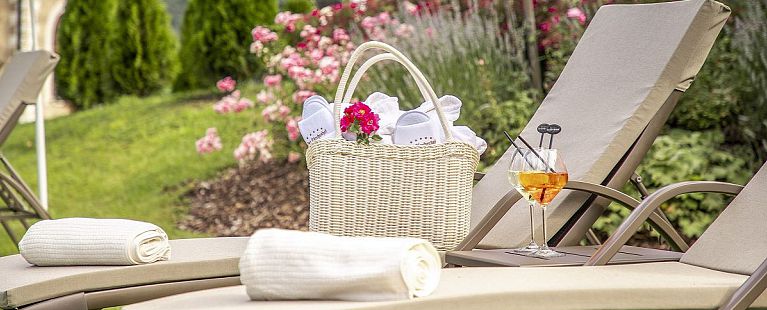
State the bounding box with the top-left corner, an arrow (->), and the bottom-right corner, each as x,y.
0,100 -> 51,247
581,180 -> 767,310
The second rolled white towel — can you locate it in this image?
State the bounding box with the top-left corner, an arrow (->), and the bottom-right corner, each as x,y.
19,218 -> 171,266
239,228 -> 441,301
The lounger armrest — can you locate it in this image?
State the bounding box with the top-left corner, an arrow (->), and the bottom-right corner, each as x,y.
474,172 -> 485,181
584,181 -> 743,266
455,180 -> 686,251
719,256 -> 767,310
563,181 -> 689,252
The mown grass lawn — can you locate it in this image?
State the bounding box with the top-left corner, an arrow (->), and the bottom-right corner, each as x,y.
0,86 -> 262,256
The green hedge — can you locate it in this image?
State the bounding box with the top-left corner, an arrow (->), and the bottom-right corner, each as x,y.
174,0 -> 278,90
282,0 -> 315,13
56,0 -> 118,109
111,0 -> 178,96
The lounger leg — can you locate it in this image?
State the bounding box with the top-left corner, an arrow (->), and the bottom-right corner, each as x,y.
0,219 -> 19,246
21,293 -> 88,310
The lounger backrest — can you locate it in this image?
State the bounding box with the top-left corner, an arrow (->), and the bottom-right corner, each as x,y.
470,0 -> 730,248
680,162 -> 767,275
0,51 -> 59,146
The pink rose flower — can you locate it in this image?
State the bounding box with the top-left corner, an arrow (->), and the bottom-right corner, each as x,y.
567,7 -> 587,24
195,128 -> 223,154
251,26 -> 278,43
332,29 -> 350,43
293,90 -> 317,104
216,76 -> 236,92
264,74 -> 282,88
256,90 -> 275,104
287,152 -> 301,163
286,118 -> 300,141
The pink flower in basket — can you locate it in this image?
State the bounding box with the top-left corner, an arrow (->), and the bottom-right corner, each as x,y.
340,102 -> 382,145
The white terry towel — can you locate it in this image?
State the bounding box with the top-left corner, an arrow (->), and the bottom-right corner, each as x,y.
239,229 -> 441,301
19,218 -> 171,266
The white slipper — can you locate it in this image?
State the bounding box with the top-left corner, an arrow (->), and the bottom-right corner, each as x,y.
392,111 -> 439,146
299,96 -> 336,144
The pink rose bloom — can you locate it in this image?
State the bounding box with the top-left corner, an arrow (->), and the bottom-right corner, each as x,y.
309,48 -> 324,63
264,74 -> 282,88
249,41 -> 264,54
332,29 -> 350,43
567,7 -> 587,24
360,112 -> 380,135
256,90 -> 275,104
278,105 -> 292,119
318,57 -> 339,75
539,21 -> 551,32
286,118 -> 300,141
361,16 -> 377,30
251,26 -> 278,43
377,12 -> 392,24
300,25 -> 317,39
262,104 -> 279,122
233,97 -> 253,112
195,128 -> 223,154
340,113 -> 354,132
216,76 -> 236,92
293,90 -> 317,104
287,152 -> 301,163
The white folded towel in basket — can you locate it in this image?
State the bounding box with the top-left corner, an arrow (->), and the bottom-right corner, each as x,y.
239,228 -> 441,301
19,218 -> 171,266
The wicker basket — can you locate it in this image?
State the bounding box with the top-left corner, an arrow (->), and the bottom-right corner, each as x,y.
306,42 -> 479,251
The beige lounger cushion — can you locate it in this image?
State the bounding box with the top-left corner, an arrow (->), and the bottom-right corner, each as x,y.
125,262 -> 766,310
0,237 -> 247,309
681,162 -> 767,275
471,0 -> 730,248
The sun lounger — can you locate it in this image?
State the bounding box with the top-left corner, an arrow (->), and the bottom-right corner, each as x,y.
0,0 -> 729,308
0,51 -> 58,244
124,150 -> 767,310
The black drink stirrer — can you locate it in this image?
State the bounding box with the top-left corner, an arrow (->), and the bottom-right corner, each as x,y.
537,124 -> 549,148
547,124 -> 562,149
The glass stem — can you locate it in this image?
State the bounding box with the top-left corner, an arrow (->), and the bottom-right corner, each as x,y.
541,205 -> 550,251
529,203 -> 536,243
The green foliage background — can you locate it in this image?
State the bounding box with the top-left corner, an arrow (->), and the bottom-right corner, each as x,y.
174,0 -> 278,90
282,0 -> 316,13
55,0 -> 118,109
111,0 -> 179,96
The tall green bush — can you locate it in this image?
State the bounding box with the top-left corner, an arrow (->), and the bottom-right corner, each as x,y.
56,0 -> 118,109
174,0 -> 278,90
282,0 -> 315,13
111,0 -> 178,96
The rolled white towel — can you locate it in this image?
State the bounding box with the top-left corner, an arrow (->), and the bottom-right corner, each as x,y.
239,229 -> 441,301
19,218 -> 171,266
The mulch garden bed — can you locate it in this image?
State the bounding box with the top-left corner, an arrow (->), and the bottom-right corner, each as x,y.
179,160 -> 309,236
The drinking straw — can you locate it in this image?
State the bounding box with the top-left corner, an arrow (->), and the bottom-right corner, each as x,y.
504,131 -> 555,172
504,131 -> 535,168
516,135 -> 556,173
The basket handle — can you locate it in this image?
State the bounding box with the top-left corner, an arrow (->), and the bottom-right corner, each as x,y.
342,53 -> 432,108
333,41 -> 453,140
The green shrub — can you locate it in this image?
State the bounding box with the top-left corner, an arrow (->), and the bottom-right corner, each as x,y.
352,7 -> 537,167
282,0 -> 315,13
174,0 -> 278,90
734,0 -> 767,161
593,129 -> 751,239
667,34 -> 742,131
55,0 -> 118,109
111,0 -> 178,96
